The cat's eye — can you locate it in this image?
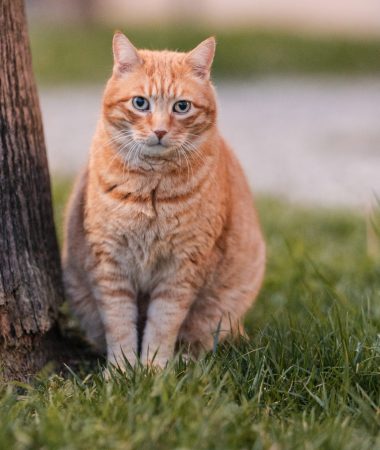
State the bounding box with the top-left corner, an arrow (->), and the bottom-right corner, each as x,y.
173,100 -> 191,114
132,96 -> 150,111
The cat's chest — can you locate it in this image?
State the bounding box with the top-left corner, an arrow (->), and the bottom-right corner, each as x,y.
116,202 -> 179,267
100,184 -> 215,275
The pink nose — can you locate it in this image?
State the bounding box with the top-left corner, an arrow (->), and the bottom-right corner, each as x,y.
154,130 -> 167,140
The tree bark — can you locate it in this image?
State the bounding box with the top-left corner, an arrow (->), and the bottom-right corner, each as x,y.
0,0 -> 64,380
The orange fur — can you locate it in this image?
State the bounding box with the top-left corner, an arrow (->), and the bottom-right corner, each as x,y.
62,33 -> 266,368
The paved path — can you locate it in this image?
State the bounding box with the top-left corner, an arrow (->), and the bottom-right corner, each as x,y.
40,77 -> 380,208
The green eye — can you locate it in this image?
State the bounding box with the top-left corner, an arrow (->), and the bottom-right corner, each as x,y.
173,100 -> 191,114
132,96 -> 150,111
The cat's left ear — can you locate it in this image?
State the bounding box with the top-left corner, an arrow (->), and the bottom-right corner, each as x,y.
186,37 -> 216,80
112,31 -> 141,74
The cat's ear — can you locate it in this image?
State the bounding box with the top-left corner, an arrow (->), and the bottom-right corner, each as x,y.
112,32 -> 141,74
187,37 -> 216,80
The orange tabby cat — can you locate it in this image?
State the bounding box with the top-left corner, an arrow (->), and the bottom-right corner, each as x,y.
62,32 -> 266,368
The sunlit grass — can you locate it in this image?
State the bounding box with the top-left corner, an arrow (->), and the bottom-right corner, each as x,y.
1,179 -> 380,449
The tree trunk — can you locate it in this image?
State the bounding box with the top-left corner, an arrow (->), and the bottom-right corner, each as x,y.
0,0 -> 64,380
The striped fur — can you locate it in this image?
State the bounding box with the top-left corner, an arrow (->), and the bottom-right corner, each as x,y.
62,34 -> 266,368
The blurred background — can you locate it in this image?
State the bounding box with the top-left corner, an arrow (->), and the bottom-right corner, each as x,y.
26,0 -> 380,209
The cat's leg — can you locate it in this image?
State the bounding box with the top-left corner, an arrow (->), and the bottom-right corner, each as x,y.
90,255 -> 138,368
141,282 -> 194,368
64,265 -> 106,352
178,295 -> 245,356
179,263 -> 265,356
180,230 -> 266,355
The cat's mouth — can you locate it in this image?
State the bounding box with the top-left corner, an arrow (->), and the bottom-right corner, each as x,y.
141,142 -> 173,158
121,139 -> 181,162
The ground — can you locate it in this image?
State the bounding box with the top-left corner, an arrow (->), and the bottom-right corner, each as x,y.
1,185 -> 379,450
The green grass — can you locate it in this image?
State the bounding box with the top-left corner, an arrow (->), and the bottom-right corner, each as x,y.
1,180 -> 380,449
29,25 -> 380,84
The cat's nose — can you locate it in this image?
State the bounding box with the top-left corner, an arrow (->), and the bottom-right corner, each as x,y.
154,130 -> 168,140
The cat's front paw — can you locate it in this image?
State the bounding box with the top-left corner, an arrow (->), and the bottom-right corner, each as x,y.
144,355 -> 169,370
103,361 -> 132,381
104,352 -> 137,379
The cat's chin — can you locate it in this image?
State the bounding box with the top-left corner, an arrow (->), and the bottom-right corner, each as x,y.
140,144 -> 175,158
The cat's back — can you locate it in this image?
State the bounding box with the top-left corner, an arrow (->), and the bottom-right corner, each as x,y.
219,137 -> 259,212
62,167 -> 89,270
217,137 -> 264,255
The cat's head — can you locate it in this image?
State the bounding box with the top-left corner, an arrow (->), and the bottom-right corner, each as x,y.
102,32 -> 217,166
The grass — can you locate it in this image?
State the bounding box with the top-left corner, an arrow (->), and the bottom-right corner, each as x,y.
29,24 -> 380,84
1,180 -> 380,449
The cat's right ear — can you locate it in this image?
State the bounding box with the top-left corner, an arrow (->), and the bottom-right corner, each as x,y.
112,32 -> 141,74
186,37 -> 216,80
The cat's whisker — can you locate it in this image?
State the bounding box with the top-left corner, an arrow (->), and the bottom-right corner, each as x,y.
105,138 -> 138,176
130,142 -> 140,169
179,146 -> 193,184
135,144 -> 144,168
105,138 -> 135,172
185,132 -> 202,140
183,143 -> 203,178
182,140 -> 202,158
124,141 -> 138,176
177,143 -> 192,173
175,147 -> 184,171
104,130 -> 135,147
121,144 -> 132,181
183,139 -> 208,166
181,141 -> 203,164
181,140 -> 218,186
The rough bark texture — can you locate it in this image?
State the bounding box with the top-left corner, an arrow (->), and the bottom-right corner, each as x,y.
0,0 -> 64,380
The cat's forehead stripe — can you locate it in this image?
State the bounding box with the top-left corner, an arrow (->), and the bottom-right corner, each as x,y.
138,51 -> 187,98
145,77 -> 181,99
